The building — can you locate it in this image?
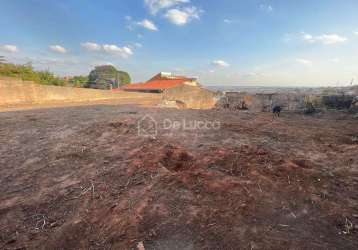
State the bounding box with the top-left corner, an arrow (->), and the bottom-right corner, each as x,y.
121,72 -> 218,109
122,72 -> 199,93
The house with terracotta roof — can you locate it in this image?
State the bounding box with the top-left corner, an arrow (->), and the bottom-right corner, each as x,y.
122,72 -> 199,93
120,72 -> 217,109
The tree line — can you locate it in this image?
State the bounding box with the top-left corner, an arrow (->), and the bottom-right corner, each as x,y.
0,57 -> 131,89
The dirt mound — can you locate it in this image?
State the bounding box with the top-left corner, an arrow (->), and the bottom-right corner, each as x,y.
159,144 -> 195,172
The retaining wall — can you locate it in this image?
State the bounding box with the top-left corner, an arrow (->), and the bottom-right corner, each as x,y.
0,78 -> 158,106
161,85 -> 218,109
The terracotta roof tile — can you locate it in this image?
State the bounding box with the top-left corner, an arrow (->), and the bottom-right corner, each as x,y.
122,75 -> 195,91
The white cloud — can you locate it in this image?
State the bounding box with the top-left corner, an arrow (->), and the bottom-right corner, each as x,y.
316,34 -> 347,44
260,4 -> 274,12
0,44 -> 18,53
81,42 -> 101,51
102,44 -> 133,58
164,6 -> 201,25
223,19 -> 240,25
296,58 -> 313,66
134,43 -> 143,48
137,19 -> 158,31
302,33 -> 314,43
125,16 -> 134,30
302,32 -> 347,45
353,30 -> 358,35
80,42 -> 135,58
144,0 -> 189,15
49,45 -> 67,54
212,60 -> 230,67
329,58 -> 340,63
127,43 -> 143,50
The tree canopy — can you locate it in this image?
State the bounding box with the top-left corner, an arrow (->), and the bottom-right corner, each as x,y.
87,65 -> 131,90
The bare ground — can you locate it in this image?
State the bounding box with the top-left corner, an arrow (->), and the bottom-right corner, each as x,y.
0,103 -> 358,249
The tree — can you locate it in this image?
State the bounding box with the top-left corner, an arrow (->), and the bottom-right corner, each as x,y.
69,75 -> 89,88
117,70 -> 131,86
87,65 -> 131,90
0,56 -> 5,64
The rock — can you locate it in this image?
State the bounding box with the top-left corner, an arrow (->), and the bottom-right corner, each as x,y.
50,222 -> 58,228
137,241 -> 145,250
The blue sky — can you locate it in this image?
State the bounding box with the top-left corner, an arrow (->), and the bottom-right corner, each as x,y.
1,0 -> 358,86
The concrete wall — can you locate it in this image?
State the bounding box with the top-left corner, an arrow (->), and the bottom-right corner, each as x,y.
161,85 -> 218,109
0,78 -> 160,106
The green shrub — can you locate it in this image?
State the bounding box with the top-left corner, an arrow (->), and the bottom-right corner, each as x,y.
0,62 -> 65,86
0,60 -> 131,89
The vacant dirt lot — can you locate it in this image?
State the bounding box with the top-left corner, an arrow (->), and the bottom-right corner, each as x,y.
0,103 -> 357,249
